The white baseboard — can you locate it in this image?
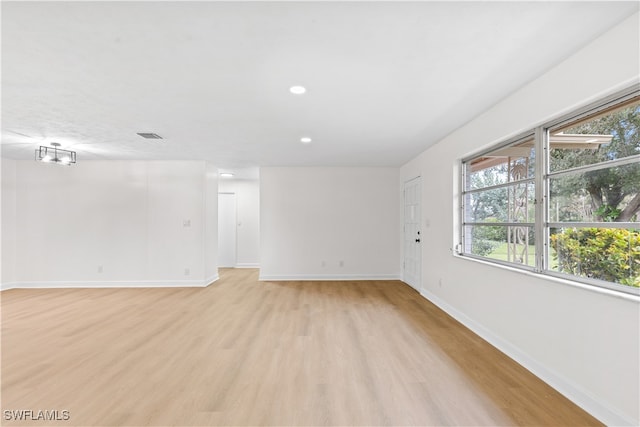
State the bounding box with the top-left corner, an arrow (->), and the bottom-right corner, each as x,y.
419,288 -> 636,427
1,282 -> 20,291
1,278 -> 212,290
204,273 -> 219,286
259,273 -> 401,281
235,263 -> 260,268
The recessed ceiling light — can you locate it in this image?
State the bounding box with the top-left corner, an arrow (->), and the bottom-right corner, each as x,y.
220,173 -> 235,178
300,137 -> 312,144
289,86 -> 306,95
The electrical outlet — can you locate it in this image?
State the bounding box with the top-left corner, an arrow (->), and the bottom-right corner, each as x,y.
97,265 -> 103,273
339,260 -> 344,267
183,219 -> 191,227
184,268 -> 190,276
321,261 -> 326,267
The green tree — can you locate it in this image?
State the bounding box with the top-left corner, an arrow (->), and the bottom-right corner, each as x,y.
550,103 -> 640,222
468,165 -> 508,222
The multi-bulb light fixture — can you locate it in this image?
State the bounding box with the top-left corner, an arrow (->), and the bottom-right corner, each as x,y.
35,142 -> 76,165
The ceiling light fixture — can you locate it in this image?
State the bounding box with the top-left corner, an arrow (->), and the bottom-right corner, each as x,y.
300,137 -> 312,144
220,173 -> 235,178
289,85 -> 306,95
35,142 -> 76,166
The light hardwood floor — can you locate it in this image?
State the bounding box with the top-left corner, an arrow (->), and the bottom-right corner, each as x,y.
1,268 -> 601,426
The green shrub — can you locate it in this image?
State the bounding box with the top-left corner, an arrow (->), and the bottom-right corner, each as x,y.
473,219 -> 534,245
550,228 -> 640,287
475,223 -> 506,242
471,222 -> 503,256
471,238 -> 499,257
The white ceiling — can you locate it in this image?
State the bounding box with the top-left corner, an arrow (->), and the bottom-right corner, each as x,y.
2,1 -> 638,170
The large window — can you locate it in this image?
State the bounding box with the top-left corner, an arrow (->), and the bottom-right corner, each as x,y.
461,88 -> 639,295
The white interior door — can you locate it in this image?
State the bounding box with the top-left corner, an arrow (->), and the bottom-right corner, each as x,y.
403,177 -> 422,291
218,192 -> 237,268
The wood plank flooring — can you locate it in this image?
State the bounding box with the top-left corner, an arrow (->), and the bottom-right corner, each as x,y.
1,268 -> 602,426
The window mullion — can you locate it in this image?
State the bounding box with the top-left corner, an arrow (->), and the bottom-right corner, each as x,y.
460,162 -> 467,254
535,126 -> 546,273
463,177 -> 535,195
548,153 -> 640,179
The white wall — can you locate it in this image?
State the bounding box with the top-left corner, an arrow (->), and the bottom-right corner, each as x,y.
204,162 -> 219,283
260,167 -> 400,280
145,161 -> 205,282
218,178 -> 260,267
2,160 -> 218,289
1,158 -> 18,286
400,14 -> 639,426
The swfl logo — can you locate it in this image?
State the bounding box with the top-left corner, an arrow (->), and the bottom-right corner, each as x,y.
3,409 -> 70,421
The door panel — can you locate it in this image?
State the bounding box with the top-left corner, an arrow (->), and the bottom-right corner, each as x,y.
403,177 -> 421,291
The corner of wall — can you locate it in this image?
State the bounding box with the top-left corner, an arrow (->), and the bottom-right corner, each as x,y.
204,163 -> 219,281
1,157 -> 18,287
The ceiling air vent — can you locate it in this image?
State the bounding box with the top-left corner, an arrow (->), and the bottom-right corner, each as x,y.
137,132 -> 163,139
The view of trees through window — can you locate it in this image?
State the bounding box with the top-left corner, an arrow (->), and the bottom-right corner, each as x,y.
464,137 -> 535,267
548,100 -> 639,288
462,93 -> 639,292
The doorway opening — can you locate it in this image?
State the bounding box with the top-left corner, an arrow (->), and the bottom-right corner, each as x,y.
218,192 -> 237,267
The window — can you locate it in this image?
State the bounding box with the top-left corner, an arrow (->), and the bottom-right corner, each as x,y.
547,97 -> 640,290
462,135 -> 536,268
461,88 -> 639,295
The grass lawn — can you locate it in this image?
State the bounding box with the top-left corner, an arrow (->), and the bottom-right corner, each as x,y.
486,242 -> 536,267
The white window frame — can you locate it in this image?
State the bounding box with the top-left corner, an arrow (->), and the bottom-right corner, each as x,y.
459,85 -> 640,296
